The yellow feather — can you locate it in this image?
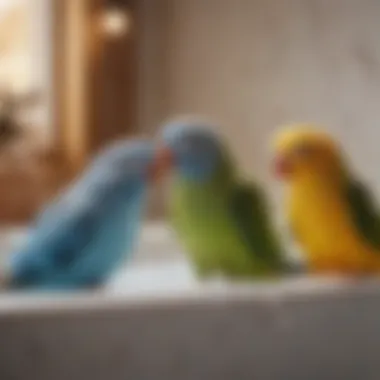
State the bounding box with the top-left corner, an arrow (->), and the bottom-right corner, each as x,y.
275,123 -> 380,275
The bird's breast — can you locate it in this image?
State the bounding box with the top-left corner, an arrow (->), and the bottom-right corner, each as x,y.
289,183 -> 362,255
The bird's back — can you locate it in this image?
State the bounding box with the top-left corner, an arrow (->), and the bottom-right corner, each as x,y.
171,177 -> 280,277
61,188 -> 146,286
10,182 -> 146,289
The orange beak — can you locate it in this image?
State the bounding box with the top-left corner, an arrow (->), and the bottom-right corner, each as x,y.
149,146 -> 174,181
273,155 -> 293,178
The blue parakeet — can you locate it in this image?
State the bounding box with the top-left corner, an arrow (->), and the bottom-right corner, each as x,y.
5,139 -> 162,290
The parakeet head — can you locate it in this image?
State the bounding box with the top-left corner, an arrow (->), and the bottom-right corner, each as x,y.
273,124 -> 344,181
158,118 -> 229,182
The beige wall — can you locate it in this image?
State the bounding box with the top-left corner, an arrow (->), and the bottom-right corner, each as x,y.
140,0 -> 380,202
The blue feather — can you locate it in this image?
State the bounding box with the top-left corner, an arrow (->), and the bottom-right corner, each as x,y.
162,120 -> 222,181
9,140 -> 154,290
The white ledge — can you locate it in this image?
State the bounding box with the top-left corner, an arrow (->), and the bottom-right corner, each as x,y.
0,276 -> 377,316
0,275 -> 379,380
0,224 -> 378,380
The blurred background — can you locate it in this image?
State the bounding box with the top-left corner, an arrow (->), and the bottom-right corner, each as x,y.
0,0 -> 380,247
0,3 -> 379,378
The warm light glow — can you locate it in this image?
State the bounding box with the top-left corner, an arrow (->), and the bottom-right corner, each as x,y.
0,0 -> 24,22
0,0 -> 23,11
101,7 -> 132,38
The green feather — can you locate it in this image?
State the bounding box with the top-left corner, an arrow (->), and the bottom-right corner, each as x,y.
346,178 -> 380,249
169,153 -> 286,278
229,183 -> 284,268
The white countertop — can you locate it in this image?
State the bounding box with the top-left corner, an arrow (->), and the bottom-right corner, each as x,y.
0,224 -> 379,380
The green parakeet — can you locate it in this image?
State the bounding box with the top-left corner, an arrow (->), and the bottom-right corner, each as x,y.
159,119 -> 288,279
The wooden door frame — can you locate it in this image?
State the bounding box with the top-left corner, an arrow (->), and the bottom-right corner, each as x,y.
52,0 -> 140,176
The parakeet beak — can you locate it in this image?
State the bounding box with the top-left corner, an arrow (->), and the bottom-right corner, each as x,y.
149,146 -> 173,181
274,155 -> 293,178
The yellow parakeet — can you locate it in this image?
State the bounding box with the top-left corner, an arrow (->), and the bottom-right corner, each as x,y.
273,124 -> 380,275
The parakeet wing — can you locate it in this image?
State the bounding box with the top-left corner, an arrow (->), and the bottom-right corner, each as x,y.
11,201 -> 100,285
346,179 -> 380,249
229,182 -> 283,263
